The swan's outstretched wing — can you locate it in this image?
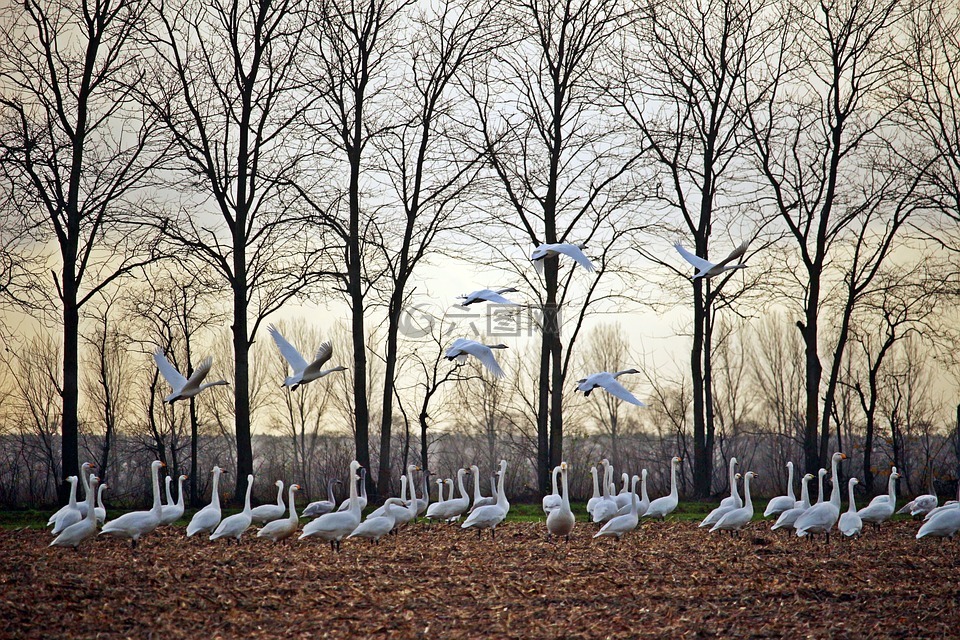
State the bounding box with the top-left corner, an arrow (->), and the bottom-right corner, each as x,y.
674,243 -> 714,272
461,342 -> 506,379
716,240 -> 750,267
600,378 -> 645,406
555,244 -> 596,272
304,342 -> 333,377
184,357 -> 213,389
268,325 -> 308,373
153,350 -> 188,390
481,291 -> 519,305
445,338 -> 473,359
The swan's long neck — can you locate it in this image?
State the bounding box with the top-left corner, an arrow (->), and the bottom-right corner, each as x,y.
620,473 -> 629,494
348,466 -> 359,513
743,474 -> 753,513
288,486 -> 298,523
85,476 -> 98,522
407,469 -> 417,502
436,479 -> 444,502
590,467 -> 600,499
150,464 -> 162,514
560,468 -> 571,511
360,471 -> 367,501
552,467 -> 560,496
800,476 -> 811,509
630,475 -> 639,515
829,457 -> 842,507
457,469 -> 469,500
165,476 -> 174,506
211,469 -> 222,510
601,464 -> 611,499
80,466 -> 92,500
275,481 -> 285,509
847,480 -> 857,513
242,475 -> 254,514
326,479 -> 336,503
97,483 -> 107,509
495,463 -> 508,509
472,467 -> 483,502
641,471 -> 649,503
669,460 -> 679,499
422,473 -> 430,506
888,473 -> 897,502
399,475 -> 408,503
728,460 -> 738,500
816,471 -> 826,505
786,463 -> 796,500
67,477 -> 78,508
176,476 -> 185,508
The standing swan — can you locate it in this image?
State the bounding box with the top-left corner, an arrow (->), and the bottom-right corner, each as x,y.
211,474 -> 255,542
547,462 -> 575,541
303,478 -> 341,518
711,472 -> 757,535
51,474 -> 100,550
595,474 -> 641,541
542,466 -> 562,515
586,465 -> 602,517
426,468 -> 471,522
251,480 -> 286,524
258,484 -> 301,542
160,474 -> 188,525
838,478 -> 863,537
763,461 -> 797,517
100,461 -> 165,548
300,461 -> 363,551
719,458 -> 741,509
48,462 -> 95,526
462,460 -> 509,538
186,466 -> 226,537
591,460 -> 619,524
772,473 -> 814,531
644,457 -> 682,520
857,469 -> 900,531
795,452 -> 847,541
51,476 -> 82,535
469,465 -> 496,512
700,474 -> 742,528
336,468 -> 367,512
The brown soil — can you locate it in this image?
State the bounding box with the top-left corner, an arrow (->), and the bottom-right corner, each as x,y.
1,521 -> 957,638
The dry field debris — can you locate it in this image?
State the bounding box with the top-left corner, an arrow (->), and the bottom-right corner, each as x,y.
1,521 -> 958,638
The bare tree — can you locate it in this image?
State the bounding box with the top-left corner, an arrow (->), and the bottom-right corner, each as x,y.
0,0 -> 166,501
468,0 -> 643,494
146,0 -> 325,500
747,0 -> 917,474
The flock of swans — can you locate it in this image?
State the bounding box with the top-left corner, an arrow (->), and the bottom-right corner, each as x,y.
46,450 -> 960,551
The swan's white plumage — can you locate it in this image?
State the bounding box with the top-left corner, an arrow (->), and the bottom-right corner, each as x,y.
268,325 -> 346,390
674,241 -> 749,279
576,370 -> 644,406
838,478 -> 862,537
211,474 -> 255,541
795,453 -> 846,539
530,243 -> 595,272
547,462 -> 575,540
718,458 -> 742,509
250,480 -> 286,524
462,460 -> 509,535
444,339 -> 508,379
258,484 -> 301,542
763,461 -> 797,517
644,456 -> 682,520
100,461 -> 165,546
711,472 -> 756,533
153,351 -> 228,403
186,466 -> 225,537
51,474 -> 100,549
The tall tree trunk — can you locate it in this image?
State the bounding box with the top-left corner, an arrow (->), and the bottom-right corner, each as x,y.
691,276 -> 708,498
232,261 -> 252,503
61,291 -> 79,504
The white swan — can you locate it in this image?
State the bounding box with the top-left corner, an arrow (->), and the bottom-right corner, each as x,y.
303,478 -> 341,518
426,468 -> 471,522
51,474 -> 100,550
469,466 -> 496,512
764,461 -> 797,517
94,481 -> 107,524
547,462 -> 575,541
616,469 -> 650,518
542,465 -> 562,515
160,474 -> 187,525
300,461 -> 362,551
251,480 -> 286,524
48,463 -> 95,526
51,476 -> 82,535
857,469 -> 900,530
813,468 -> 828,505
700,474 -> 741,528
586,465 -> 602,517
615,473 -> 633,510
711,472 -> 757,535
718,457 -> 742,509
644,456 -> 682,520
867,467 -> 899,507
917,482 -> 960,539
530,242 -> 595,273
595,474 -> 642,541
349,498 -> 403,544
368,472 -> 411,520
444,339 -> 509,379
795,452 -> 847,541
462,460 -> 509,537
100,460 -> 165,547
576,370 -> 644,406
337,467 -> 368,512
416,470 -> 432,516
457,287 -> 520,306
591,460 -> 619,523
838,477 -> 862,537
898,475 -> 939,519
258,484 -> 301,542
393,467 -> 420,528
674,240 -> 749,280
211,474 -> 255,542
186,466 -> 226,537
153,351 -> 228,403
771,473 -> 814,531
267,325 -> 347,391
